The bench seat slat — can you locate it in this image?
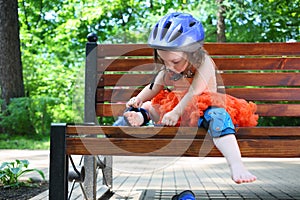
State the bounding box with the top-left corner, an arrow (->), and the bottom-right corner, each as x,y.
66,137 -> 300,157
96,103 -> 300,117
99,57 -> 300,72
66,126 -> 300,138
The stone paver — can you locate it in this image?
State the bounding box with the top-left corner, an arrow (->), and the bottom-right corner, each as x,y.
1,150 -> 300,199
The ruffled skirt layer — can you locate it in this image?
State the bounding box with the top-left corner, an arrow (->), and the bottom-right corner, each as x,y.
151,90 -> 258,127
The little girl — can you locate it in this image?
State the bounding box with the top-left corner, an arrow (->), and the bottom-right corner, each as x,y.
118,12 -> 257,184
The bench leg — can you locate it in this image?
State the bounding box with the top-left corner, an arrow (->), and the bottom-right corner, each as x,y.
49,123 -> 68,200
103,156 -> 113,188
83,155 -> 113,199
83,155 -> 97,200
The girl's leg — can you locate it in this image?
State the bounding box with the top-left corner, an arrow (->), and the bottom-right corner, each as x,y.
199,107 -> 256,184
213,134 -> 257,184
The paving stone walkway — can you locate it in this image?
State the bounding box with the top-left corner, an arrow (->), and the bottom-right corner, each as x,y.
1,150 -> 300,199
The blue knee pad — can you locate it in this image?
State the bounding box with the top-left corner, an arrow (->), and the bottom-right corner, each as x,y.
198,107 -> 235,137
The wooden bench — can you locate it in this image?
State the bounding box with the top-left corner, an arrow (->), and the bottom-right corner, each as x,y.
49,36 -> 300,200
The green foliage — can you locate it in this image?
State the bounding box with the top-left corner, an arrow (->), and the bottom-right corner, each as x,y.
99,117 -> 115,126
0,98 -> 34,135
0,133 -> 49,149
221,0 -> 300,42
0,159 -> 45,187
0,97 -> 56,135
258,117 -> 300,126
16,0 -> 86,137
8,0 -> 298,139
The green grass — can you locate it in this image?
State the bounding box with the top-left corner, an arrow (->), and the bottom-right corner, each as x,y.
0,133 -> 50,150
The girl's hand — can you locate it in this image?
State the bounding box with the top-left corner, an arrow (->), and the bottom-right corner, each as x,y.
161,110 -> 180,126
126,97 -> 143,108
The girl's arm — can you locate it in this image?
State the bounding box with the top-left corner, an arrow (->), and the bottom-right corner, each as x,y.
162,55 -> 216,126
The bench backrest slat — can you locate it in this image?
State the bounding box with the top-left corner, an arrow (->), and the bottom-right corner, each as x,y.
99,57 -> 300,71
96,42 -> 300,119
98,43 -> 300,57
98,88 -> 300,102
96,103 -> 300,117
99,73 -> 300,87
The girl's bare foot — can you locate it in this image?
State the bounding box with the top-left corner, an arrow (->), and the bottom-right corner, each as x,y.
213,135 -> 257,184
124,111 -> 144,126
230,163 -> 257,184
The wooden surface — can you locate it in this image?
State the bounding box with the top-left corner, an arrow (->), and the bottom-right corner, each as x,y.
66,125 -> 300,138
66,137 -> 300,157
98,43 -> 300,57
98,88 -> 300,102
28,154 -> 300,199
72,42 -> 300,158
99,57 -> 300,71
97,73 -> 300,87
65,125 -> 300,157
96,42 -> 300,121
96,103 -> 300,117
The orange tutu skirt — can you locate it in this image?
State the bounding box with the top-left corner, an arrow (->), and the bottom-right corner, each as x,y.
151,90 -> 258,127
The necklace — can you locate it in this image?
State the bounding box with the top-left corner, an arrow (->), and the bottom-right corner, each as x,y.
182,67 -> 195,78
168,66 -> 195,81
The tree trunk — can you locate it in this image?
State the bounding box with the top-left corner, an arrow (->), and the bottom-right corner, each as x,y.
0,0 -> 25,110
216,0 -> 226,42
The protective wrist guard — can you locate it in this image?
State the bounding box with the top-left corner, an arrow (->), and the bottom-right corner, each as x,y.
124,107 -> 150,126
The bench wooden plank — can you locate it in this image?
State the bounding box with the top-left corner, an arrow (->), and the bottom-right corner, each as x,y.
256,104 -> 300,116
203,43 -> 300,56
98,43 -> 300,57
96,103 -> 300,117
99,58 -> 300,72
98,73 -> 300,87
221,73 -> 300,86
98,74 -> 152,87
98,44 -> 152,57
223,88 -> 300,101
98,58 -> 154,72
66,137 -> 300,157
97,88 -> 300,102
66,126 -> 300,138
214,57 -> 300,71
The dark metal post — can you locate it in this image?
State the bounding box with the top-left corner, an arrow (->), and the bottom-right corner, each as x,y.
84,33 -> 98,200
49,123 -> 67,200
85,32 -> 98,123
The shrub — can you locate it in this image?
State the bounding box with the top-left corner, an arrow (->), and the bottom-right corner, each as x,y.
0,97 -> 57,135
0,159 -> 45,187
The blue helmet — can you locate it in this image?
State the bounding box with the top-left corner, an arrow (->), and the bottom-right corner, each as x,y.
148,12 -> 205,52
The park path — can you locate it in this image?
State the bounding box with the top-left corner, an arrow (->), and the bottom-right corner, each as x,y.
1,150 -> 300,199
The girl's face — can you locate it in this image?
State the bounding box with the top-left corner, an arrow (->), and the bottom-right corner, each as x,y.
157,50 -> 188,73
